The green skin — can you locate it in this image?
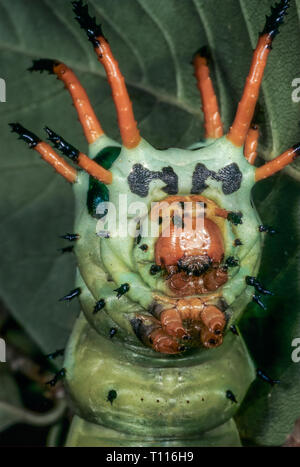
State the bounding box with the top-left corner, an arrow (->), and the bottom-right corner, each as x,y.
64,133 -> 261,447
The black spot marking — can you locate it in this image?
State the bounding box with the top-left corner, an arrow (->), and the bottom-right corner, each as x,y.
107,389 -> 117,405
139,244 -> 148,251
128,164 -> 178,197
192,163 -> 242,195
211,163 -> 242,195
191,163 -> 211,194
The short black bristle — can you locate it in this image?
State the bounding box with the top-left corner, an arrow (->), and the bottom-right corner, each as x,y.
59,287 -> 81,302
261,0 -> 290,39
72,0 -> 104,47
9,123 -> 41,148
28,59 -> 58,74
44,127 -> 79,162
292,142 -> 300,157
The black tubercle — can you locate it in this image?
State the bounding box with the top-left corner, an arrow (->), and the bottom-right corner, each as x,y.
114,283 -> 130,299
150,264 -> 162,275
257,368 -> 280,386
59,246 -> 74,254
234,238 -> 243,247
226,390 -> 237,403
109,327 -> 117,338
45,348 -> 65,360
230,325 -> 239,336
227,211 -> 243,225
261,0 -> 289,39
9,123 -> 41,148
59,287 -> 81,302
252,294 -> 267,310
72,0 -> 104,47
28,59 -> 58,74
46,368 -> 66,387
246,276 -> 273,295
225,257 -> 239,268
44,127 -> 79,161
259,224 -> 277,235
128,164 -> 178,197
93,299 -> 105,314
60,233 -> 80,242
107,389 -> 117,405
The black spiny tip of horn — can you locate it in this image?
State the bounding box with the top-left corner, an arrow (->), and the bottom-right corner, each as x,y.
28,59 -> 59,74
72,0 -> 104,47
193,45 -> 211,63
261,0 -> 290,39
9,123 -> 41,148
44,127 -> 79,162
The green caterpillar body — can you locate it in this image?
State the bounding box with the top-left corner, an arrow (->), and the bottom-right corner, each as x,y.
10,0 -> 294,447
64,136 -> 258,446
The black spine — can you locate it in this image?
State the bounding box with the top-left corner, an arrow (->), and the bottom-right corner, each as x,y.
9,123 -> 41,148
72,0 -> 104,47
44,127 -> 79,162
261,0 -> 289,39
28,59 -> 58,74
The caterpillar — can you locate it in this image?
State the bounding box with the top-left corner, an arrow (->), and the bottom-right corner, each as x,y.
9,0 -> 296,447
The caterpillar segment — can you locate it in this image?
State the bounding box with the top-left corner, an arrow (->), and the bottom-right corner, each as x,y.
11,0 -> 294,447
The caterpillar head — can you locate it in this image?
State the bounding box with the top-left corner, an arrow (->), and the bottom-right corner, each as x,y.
12,0 -> 294,356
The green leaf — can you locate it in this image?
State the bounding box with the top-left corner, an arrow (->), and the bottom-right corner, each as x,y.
0,0 -> 300,445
